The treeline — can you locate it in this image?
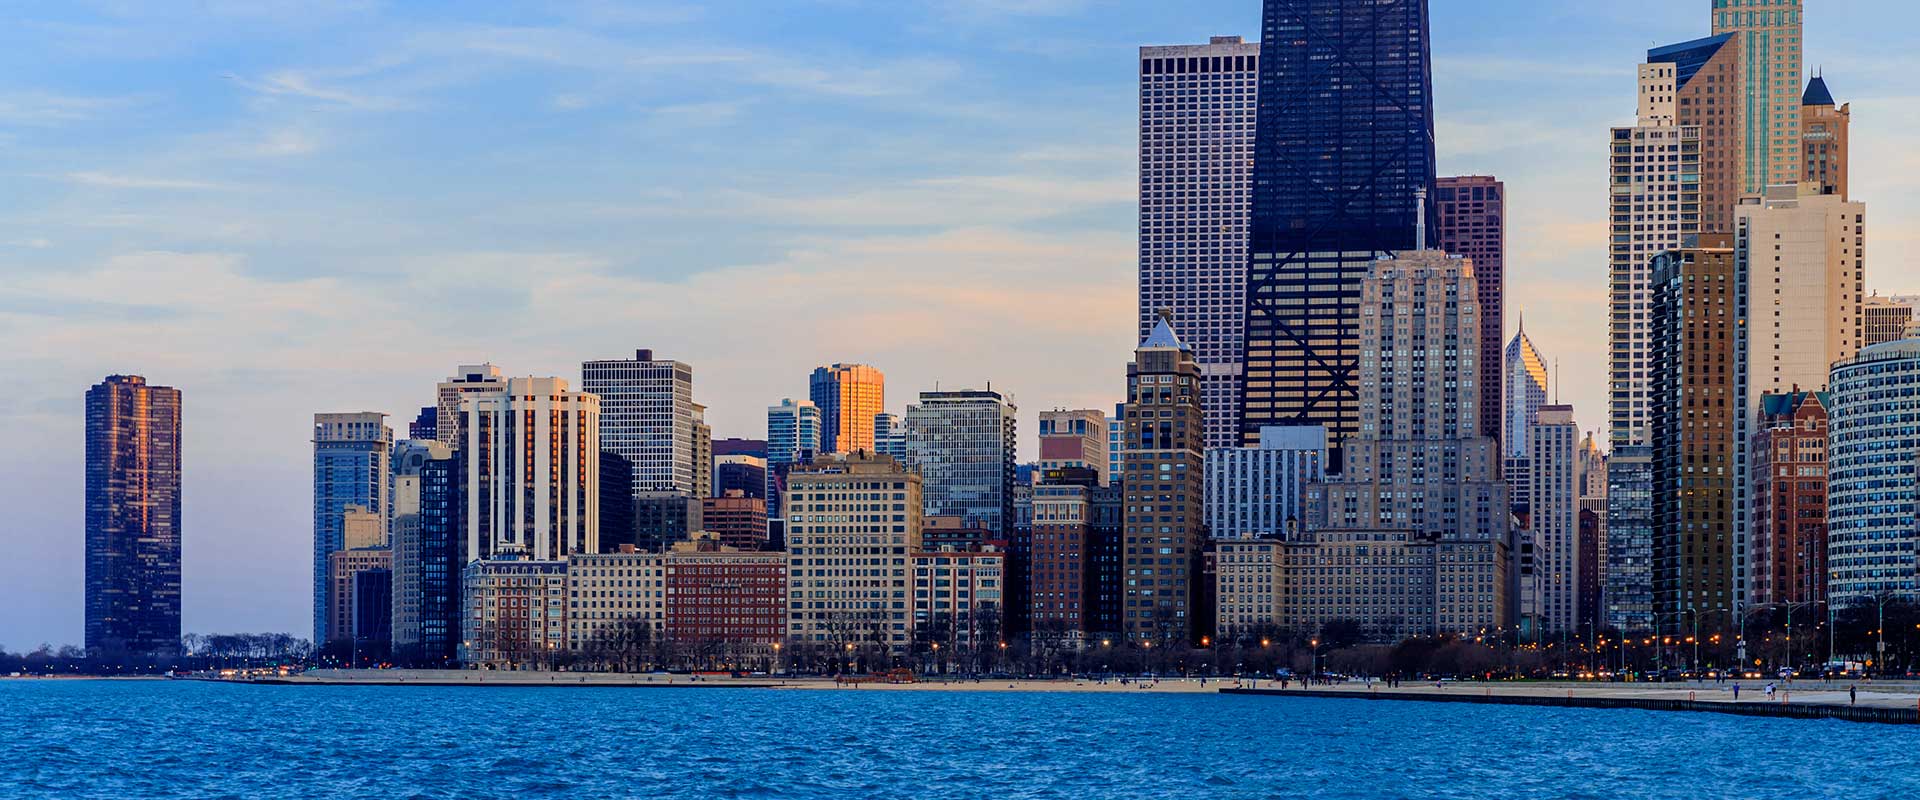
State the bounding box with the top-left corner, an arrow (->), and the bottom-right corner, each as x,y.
0,632 -> 313,675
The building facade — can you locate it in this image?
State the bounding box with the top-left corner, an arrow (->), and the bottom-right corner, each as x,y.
1038,409 -> 1110,485
905,389 -> 1018,537
1650,236 -> 1745,620
84,375 -> 183,656
912,547 -> 1007,654
1737,184 -> 1866,408
665,540 -> 787,653
1241,0 -> 1436,457
1826,342 -> 1920,604
766,398 -> 822,525
1528,405 -> 1582,635
1436,175 -> 1507,444
1605,444 -> 1655,632
1711,0 -> 1803,194
1139,35 -> 1259,450
1305,250 -> 1510,635
1504,323 -> 1550,511
393,445 -> 461,665
872,413 -> 908,461
313,412 -> 392,646
462,557 -> 569,668
809,363 -> 885,455
583,349 -> 697,494
328,547 -> 392,649
1750,390 -> 1829,607
459,377 -> 599,561
1121,315 -> 1206,642
566,549 -> 667,652
703,490 -> 770,550
1029,472 -> 1097,638
1216,531 -> 1506,643
1203,426 -> 1326,540
1862,296 -> 1913,348
434,364 -> 503,448
1800,76 -> 1849,199
783,454 -> 923,649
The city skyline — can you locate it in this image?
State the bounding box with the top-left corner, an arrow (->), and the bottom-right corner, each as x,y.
5,0 -> 1919,647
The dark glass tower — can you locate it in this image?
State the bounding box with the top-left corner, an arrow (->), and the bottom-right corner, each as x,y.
85,375 -> 183,656
1241,0 -> 1438,459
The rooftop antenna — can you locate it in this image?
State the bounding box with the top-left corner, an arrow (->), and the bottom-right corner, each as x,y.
1414,188 -> 1428,251
1554,359 -> 1561,405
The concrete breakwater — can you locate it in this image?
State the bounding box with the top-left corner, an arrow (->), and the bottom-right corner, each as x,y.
1223,685 -> 1920,725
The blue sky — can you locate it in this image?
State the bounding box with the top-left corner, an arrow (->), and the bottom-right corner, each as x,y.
3,0 -> 1916,647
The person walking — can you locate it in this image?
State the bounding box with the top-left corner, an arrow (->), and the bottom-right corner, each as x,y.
1732,683 -> 1740,702
1850,685 -> 1858,705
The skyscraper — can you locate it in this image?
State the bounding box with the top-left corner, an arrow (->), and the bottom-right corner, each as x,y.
872,412 -> 908,461
1826,342 -> 1920,604
1711,0 -> 1804,194
1120,314 -> 1205,643
1800,76 -> 1849,199
1307,250 -> 1510,635
313,412 -> 391,646
582,349 -> 697,493
1610,59 -> 1707,447
905,388 -> 1018,537
1038,409 -> 1110,484
1737,184 -> 1866,406
84,375 -> 182,656
1241,0 -> 1437,459
1650,235 -> 1744,620
1504,322 -> 1550,512
1528,405 -> 1581,636
434,364 -> 503,448
1648,35 -> 1742,234
1436,175 -> 1507,444
809,363 -> 885,455
691,402 -> 712,499
765,398 -> 821,526
390,439 -> 451,659
459,377 -> 600,561
1138,35 -> 1259,450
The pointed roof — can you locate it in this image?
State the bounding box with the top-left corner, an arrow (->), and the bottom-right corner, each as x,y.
1803,75 -> 1836,107
1139,311 -> 1190,351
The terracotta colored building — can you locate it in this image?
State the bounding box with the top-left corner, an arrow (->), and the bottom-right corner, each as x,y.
1436,175 -> 1505,444
1750,390 -> 1829,607
665,538 -> 787,650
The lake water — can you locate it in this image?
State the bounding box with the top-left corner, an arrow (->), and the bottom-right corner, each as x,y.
7,680 -> 1917,799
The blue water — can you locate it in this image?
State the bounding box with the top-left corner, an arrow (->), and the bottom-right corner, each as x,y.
5,681 -> 1916,799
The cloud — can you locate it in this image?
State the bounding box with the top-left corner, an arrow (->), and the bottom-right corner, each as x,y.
230,69 -> 407,110
61,171 -> 231,190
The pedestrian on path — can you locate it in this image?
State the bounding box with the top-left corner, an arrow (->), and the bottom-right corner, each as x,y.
1766,682 -> 1776,701
1733,683 -> 1740,702
1850,685 -> 1857,705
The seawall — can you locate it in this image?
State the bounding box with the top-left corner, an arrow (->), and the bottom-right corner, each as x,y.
1221,686 -> 1920,726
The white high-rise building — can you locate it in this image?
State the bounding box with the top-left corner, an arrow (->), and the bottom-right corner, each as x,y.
1609,63 -> 1703,448
460,377 -> 600,561
1528,406 -> 1581,635
1139,36 -> 1259,449
1204,426 -> 1326,540
583,349 -> 697,494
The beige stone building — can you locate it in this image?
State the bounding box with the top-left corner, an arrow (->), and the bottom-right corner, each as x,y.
784,453 -> 923,649
1737,184 -> 1866,410
1215,531 -> 1506,642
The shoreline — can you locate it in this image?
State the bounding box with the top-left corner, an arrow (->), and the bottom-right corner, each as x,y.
1224,683 -> 1920,726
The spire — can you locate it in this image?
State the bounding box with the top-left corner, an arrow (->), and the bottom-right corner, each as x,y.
1139,308 -> 1190,351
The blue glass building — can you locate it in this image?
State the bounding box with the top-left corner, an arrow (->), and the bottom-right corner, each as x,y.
1241,0 -> 1438,461
312,413 -> 391,645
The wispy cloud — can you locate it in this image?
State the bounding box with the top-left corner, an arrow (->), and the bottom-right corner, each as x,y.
61,171 -> 231,190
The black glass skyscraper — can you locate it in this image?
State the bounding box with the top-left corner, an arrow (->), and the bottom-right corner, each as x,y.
1241,0 -> 1438,459
85,375 -> 182,656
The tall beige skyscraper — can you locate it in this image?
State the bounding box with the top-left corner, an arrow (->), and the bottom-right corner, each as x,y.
434,364 -> 504,448
1712,0 -> 1804,193
810,363 -> 885,455
1528,405 -> 1582,636
1736,184 -> 1866,410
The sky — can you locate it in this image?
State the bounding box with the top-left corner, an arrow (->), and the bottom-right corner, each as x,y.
3,0 -> 1917,648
